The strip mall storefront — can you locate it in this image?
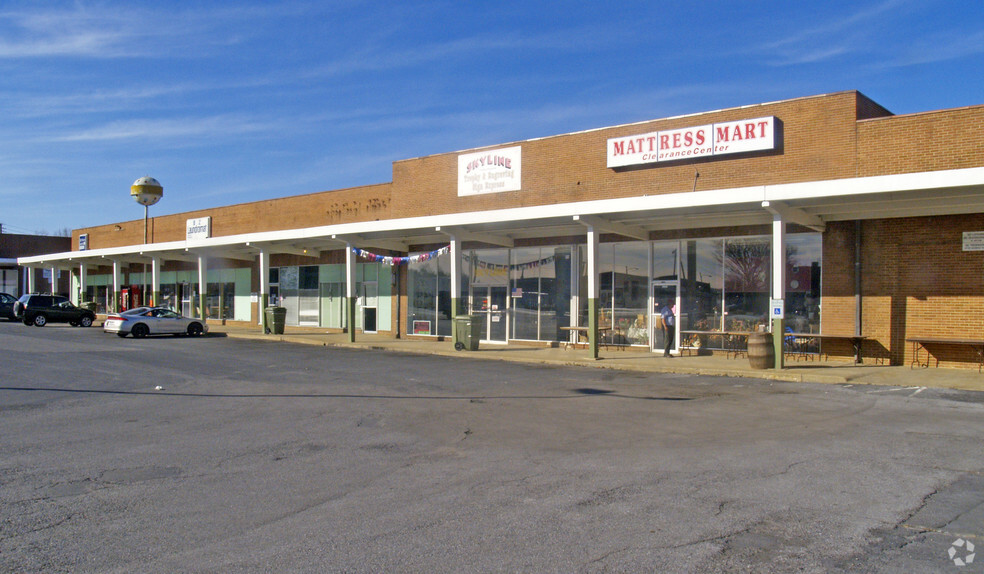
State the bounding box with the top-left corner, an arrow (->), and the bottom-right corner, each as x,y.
19,91 -> 984,368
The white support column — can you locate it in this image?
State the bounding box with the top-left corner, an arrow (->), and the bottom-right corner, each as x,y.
772,212 -> 787,369
26,266 -> 35,294
197,254 -> 208,321
450,235 -> 462,340
50,267 -> 58,295
586,225 -> 600,359
79,264 -> 88,305
112,260 -> 122,313
259,249 -> 270,329
150,257 -> 161,308
345,242 -> 356,342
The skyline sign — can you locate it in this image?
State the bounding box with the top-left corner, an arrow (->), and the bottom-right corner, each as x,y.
458,146 -> 522,197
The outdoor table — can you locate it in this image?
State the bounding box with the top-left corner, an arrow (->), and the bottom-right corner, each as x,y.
788,333 -> 869,364
680,330 -> 754,359
907,337 -> 984,372
560,326 -> 612,350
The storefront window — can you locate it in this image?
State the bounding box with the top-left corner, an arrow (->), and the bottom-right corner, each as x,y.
724,238 -> 770,331
785,233 -> 822,333
436,253 -> 452,336
84,285 -> 109,313
160,284 -> 177,312
408,255 -> 439,336
544,246 -> 573,341
206,282 -> 236,320
586,242 -> 649,346
681,239 -> 724,333
612,242 -> 649,346
511,247 -> 540,340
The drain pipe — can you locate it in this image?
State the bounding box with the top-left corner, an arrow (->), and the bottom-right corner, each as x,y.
855,220 -> 862,337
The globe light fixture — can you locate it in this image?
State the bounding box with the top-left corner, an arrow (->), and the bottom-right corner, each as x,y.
131,176 -> 163,207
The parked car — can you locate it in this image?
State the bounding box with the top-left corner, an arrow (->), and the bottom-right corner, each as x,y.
14,294 -> 96,327
104,307 -> 208,338
0,292 -> 17,320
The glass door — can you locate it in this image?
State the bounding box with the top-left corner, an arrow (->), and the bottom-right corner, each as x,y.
475,286 -> 508,343
488,286 -> 507,342
360,282 -> 378,333
651,280 -> 679,354
319,282 -> 344,329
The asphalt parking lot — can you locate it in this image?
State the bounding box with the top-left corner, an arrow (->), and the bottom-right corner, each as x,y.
1,321 -> 982,573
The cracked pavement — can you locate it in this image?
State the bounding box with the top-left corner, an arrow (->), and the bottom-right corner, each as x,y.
1,321 -> 982,572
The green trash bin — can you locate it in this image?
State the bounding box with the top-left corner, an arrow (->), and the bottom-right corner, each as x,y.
453,315 -> 481,351
265,306 -> 287,334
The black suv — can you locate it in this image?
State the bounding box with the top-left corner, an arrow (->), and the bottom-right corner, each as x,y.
0,292 -> 17,320
14,294 -> 96,327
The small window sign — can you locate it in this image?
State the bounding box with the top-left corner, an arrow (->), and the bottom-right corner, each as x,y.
79,233 -> 88,251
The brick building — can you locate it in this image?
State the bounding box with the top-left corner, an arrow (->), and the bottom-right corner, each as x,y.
0,229 -> 71,297
18,91 -> 984,368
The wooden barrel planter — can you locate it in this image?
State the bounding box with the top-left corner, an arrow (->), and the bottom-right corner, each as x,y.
747,332 -> 775,369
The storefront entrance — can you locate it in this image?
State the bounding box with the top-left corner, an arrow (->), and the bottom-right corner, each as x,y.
651,279 -> 679,354
361,282 -> 378,333
475,286 -> 508,343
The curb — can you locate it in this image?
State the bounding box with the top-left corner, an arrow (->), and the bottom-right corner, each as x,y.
221,330 -> 851,385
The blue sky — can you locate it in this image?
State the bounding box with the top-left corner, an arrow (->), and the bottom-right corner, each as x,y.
1,0 -> 982,236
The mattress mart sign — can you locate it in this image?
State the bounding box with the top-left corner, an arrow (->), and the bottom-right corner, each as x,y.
458,146 -> 522,196
607,116 -> 777,168
186,216 -> 211,240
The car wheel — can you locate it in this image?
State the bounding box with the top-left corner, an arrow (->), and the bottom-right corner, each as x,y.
187,323 -> 203,337
131,323 -> 150,338
79,316 -> 93,328
33,315 -> 47,327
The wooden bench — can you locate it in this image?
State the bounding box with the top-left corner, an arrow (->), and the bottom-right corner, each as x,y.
906,337 -> 984,372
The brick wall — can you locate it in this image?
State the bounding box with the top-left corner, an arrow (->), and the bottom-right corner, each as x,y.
391,91 -> 866,219
823,215 -> 984,367
74,183 -> 393,250
858,104 -> 984,175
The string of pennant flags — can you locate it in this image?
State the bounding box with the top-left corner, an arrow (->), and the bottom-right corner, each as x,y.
352,245 -> 450,265
352,244 -> 557,270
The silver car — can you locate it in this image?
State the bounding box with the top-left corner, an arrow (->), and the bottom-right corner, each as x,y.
104,307 -> 208,338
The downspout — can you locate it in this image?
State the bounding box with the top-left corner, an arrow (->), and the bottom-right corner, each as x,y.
855,220 -> 862,337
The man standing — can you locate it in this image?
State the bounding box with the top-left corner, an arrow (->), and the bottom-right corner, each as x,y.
660,302 -> 676,357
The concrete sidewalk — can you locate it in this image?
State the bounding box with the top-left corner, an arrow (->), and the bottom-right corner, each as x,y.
206,323 -> 984,392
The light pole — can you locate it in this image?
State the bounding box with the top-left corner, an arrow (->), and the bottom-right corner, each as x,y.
131,177 -> 163,307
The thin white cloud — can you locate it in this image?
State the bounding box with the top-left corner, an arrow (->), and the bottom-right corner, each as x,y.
304,23 -> 615,80
889,29 -> 984,66
0,3 -> 269,59
754,0 -> 908,66
47,115 -> 277,143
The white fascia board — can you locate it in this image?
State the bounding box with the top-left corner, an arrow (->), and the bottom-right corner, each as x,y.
18,166 -> 984,265
17,239 -> 189,265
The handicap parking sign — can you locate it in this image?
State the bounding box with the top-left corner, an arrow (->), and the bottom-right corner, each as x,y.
770,299 -> 784,319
